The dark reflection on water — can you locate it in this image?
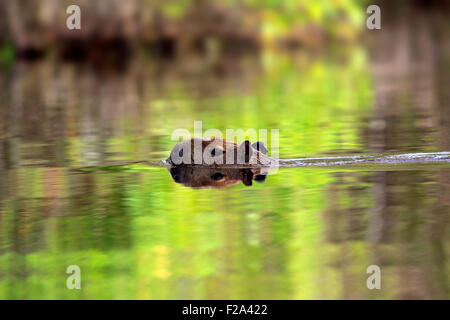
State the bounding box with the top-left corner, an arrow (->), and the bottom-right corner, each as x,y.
169,166 -> 269,188
0,13 -> 449,299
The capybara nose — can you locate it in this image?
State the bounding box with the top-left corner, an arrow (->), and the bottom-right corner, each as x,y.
170,167 -> 183,183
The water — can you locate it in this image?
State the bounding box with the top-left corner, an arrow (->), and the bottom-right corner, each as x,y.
1,34 -> 449,298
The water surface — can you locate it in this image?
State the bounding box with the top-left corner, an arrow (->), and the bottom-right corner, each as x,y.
0,38 -> 449,299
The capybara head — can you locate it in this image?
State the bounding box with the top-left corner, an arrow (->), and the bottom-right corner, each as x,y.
167,138 -> 275,166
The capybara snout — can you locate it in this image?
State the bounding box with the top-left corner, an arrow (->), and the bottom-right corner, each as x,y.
167,138 -> 275,166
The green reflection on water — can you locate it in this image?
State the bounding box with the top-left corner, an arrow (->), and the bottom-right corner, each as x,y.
0,49 -> 448,299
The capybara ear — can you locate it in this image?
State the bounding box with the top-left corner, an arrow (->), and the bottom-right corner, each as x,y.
252,141 -> 268,155
242,170 -> 253,186
237,140 -> 253,163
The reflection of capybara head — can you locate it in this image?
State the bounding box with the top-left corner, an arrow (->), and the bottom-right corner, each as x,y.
167,138 -> 276,166
169,166 -> 268,189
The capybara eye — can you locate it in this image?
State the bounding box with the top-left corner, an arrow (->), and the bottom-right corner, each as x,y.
179,149 -> 183,157
211,172 -> 225,180
211,148 -> 223,157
